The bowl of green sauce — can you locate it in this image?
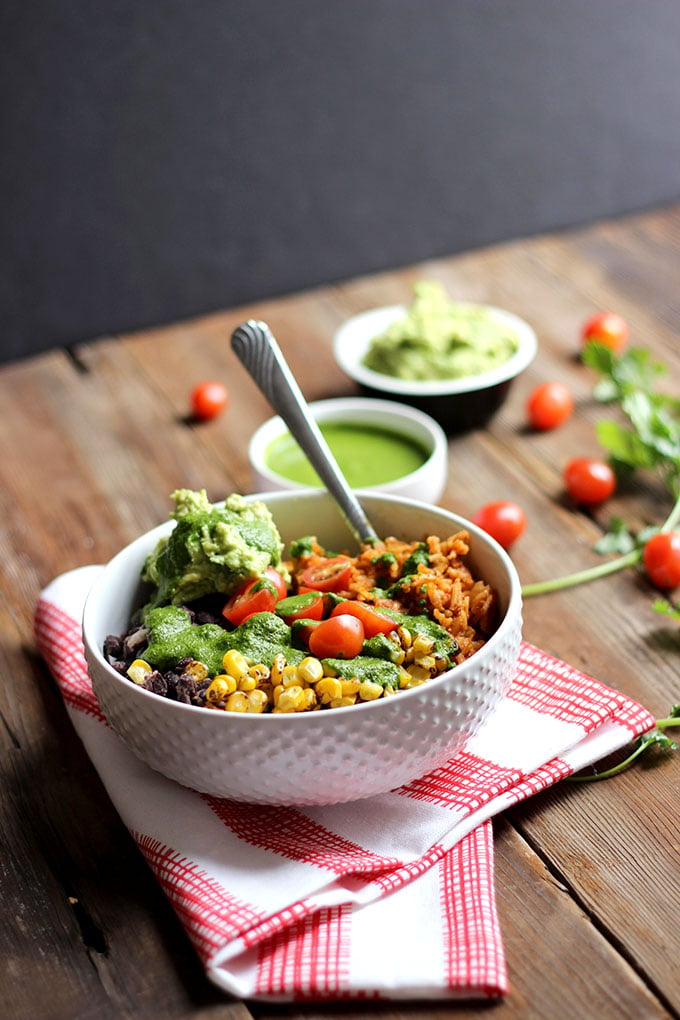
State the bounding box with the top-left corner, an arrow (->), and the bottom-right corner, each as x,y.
248,397 -> 448,503
333,282 -> 538,434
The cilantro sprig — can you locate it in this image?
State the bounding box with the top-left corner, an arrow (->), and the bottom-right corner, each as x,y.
568,705 -> 680,782
521,342 -> 680,598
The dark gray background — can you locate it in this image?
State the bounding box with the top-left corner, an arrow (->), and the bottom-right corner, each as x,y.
2,0 -> 680,363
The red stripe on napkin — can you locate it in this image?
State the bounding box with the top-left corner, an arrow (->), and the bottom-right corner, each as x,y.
204,797 -> 401,878
442,823 -> 505,995
135,833 -> 268,959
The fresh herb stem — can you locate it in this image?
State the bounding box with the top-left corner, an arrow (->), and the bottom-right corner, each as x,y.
656,713 -> 680,730
521,548 -> 641,597
567,739 -> 652,782
521,492 -> 680,598
567,706 -> 680,783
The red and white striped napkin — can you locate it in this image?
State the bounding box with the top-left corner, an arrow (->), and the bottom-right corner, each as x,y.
35,566 -> 655,1002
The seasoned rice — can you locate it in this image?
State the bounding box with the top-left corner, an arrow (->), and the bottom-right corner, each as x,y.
290,530 -> 496,664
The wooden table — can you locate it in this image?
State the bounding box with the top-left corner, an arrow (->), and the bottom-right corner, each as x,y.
2,202 -> 680,1020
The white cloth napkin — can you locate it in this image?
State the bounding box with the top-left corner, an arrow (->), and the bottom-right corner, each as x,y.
35,566 -> 655,1002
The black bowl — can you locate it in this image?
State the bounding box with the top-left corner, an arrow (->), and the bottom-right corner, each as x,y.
333,303 -> 538,435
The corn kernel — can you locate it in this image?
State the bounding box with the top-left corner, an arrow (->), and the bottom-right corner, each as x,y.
237,674 -> 257,692
316,677 -> 343,703
127,659 -> 152,685
225,691 -> 249,713
258,681 -> 274,703
298,656 -> 324,684
341,678 -> 361,696
182,659 -> 208,682
359,680 -> 383,701
272,683 -> 285,706
329,696 -> 357,709
206,675 -> 236,702
413,634 -> 435,656
397,626 -> 412,649
281,664 -> 300,688
222,648 -> 250,680
414,654 -> 436,672
246,689 -> 269,713
271,653 -> 286,685
276,685 -> 306,712
248,663 -> 270,683
302,687 -> 318,711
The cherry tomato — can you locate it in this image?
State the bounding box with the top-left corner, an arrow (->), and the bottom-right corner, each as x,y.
581,312 -> 628,353
563,457 -> 616,506
308,615 -> 365,659
472,501 -> 527,550
330,600 -> 396,637
222,577 -> 277,625
275,591 -> 325,623
527,381 -> 574,431
642,532 -> 680,589
301,557 -> 352,592
264,567 -> 288,600
191,380 -> 229,421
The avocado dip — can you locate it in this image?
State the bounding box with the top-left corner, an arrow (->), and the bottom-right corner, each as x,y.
141,488 -> 288,613
362,280 -> 519,382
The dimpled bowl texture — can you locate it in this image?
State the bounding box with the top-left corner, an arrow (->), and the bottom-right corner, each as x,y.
248,397 -> 448,504
83,490 -> 522,806
333,303 -> 538,435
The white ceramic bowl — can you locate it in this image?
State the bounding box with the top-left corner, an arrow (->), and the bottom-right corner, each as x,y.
333,303 -> 538,434
82,490 -> 522,806
248,397 -> 448,504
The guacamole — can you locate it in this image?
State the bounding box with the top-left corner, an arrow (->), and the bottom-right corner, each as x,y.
141,489 -> 287,613
362,281 -> 519,381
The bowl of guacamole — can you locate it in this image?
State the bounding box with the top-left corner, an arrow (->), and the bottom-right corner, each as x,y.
248,396 -> 448,504
333,281 -> 537,434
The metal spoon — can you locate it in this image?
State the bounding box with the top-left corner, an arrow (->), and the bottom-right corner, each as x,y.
231,319 -> 378,546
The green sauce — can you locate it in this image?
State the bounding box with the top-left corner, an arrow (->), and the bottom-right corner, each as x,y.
142,605 -> 458,685
265,422 -> 429,488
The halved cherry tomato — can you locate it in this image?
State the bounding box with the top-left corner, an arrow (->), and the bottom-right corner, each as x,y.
275,591 -> 325,623
581,312 -> 628,353
563,457 -> 616,506
264,567 -> 288,600
642,532 -> 680,589
301,557 -> 352,592
330,600 -> 396,637
190,380 -> 229,420
308,615 -> 364,659
526,381 -> 574,431
472,501 -> 527,550
222,577 -> 278,625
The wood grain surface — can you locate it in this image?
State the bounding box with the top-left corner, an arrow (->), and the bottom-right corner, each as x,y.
2,203 -> 679,1019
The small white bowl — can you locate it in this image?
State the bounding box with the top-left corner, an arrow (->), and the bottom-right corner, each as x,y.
248,397 -> 448,504
82,490 -> 522,806
333,302 -> 538,434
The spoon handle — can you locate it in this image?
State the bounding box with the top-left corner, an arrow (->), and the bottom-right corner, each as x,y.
231,319 -> 378,546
